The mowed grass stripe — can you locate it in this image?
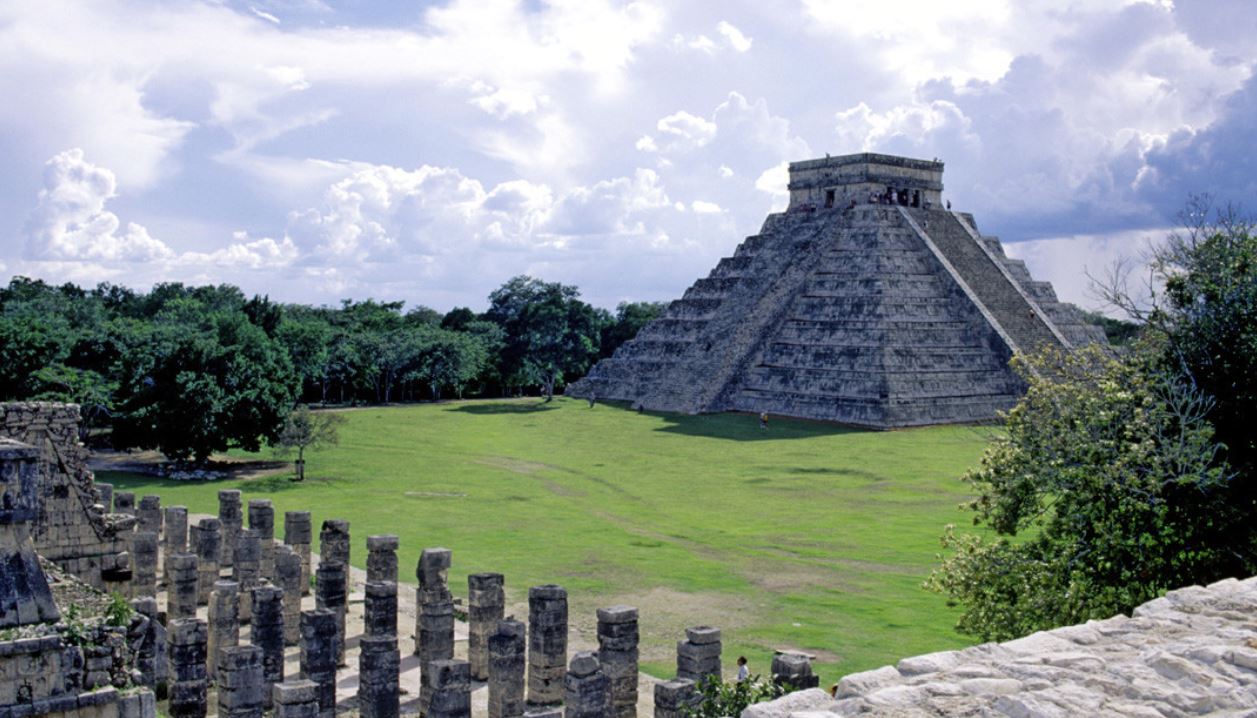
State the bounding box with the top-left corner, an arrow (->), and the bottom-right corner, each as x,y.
99,397 -> 995,682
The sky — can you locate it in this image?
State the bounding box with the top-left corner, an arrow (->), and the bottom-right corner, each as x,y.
2,0 -> 1256,314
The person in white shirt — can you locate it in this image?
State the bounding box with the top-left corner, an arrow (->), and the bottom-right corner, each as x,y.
736,656 -> 749,682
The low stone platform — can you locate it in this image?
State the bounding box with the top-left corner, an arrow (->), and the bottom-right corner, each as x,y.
745,576 -> 1257,717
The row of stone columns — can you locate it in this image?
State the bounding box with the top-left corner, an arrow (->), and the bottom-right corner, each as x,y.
122,500 -> 721,718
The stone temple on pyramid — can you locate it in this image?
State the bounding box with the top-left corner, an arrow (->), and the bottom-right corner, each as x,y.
567,153 -> 1109,428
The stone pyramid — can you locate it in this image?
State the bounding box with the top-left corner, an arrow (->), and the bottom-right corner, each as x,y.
568,153 -> 1108,428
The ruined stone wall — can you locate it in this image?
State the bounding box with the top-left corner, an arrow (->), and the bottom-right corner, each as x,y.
0,403 -> 131,590
746,575 -> 1257,718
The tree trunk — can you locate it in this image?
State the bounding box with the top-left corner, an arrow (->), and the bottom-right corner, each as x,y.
296,446 -> 305,481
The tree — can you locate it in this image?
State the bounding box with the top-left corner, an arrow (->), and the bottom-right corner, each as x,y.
112,306 -> 298,462
274,405 -> 347,481
600,301 -> 666,358
485,276 -> 604,400
925,346 -> 1238,641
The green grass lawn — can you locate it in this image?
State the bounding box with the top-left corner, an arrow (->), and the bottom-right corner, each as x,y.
99,397 -> 998,683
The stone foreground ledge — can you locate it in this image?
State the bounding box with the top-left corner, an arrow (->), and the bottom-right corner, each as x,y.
744,576 -> 1257,718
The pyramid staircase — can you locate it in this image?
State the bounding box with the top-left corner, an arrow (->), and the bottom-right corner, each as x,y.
569,155 -> 1107,427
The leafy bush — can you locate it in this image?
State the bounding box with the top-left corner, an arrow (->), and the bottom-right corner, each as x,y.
682,675 -> 786,718
925,346 -> 1239,641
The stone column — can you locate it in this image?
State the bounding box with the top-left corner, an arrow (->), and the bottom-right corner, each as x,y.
167,552 -> 199,621
162,505 -> 188,581
274,679 -> 321,718
299,608 -> 338,718
416,548 -> 455,716
284,511 -> 313,595
319,519 -> 351,596
191,518 -> 221,605
360,578 -> 400,718
247,498 -> 275,581
597,606 -> 638,718
129,596 -> 161,690
114,491 -> 136,515
367,534 -> 399,583
207,580 -> 240,681
489,620 -> 527,718
218,644 -> 264,718
676,626 -> 721,684
365,580 -> 398,640
652,680 -> 696,718
218,490 -> 242,569
359,635 -> 401,718
252,584 -> 286,709
315,560 -> 348,666
129,530 -> 159,598
770,653 -> 819,690
528,584 -> 568,707
233,528 -> 262,622
167,617 -> 208,718
564,653 -> 611,718
275,544 -> 304,646
96,482 -> 114,512
426,659 -> 471,718
468,573 -> 505,681
138,495 -> 162,536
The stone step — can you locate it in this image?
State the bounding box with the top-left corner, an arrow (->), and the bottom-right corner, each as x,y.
758,345 -> 1008,372
740,366 -> 1019,398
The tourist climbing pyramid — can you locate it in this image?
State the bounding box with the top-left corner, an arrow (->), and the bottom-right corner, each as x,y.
568,153 -> 1108,428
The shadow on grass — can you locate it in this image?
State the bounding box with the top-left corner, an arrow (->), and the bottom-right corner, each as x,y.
654,410 -> 869,442
448,401 -> 559,415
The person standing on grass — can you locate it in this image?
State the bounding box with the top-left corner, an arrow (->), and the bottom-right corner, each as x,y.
588,392 -> 596,408
759,412 -> 768,430
736,656 -> 749,682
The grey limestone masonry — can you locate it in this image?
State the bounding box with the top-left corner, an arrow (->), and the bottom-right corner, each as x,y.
129,530 -> 159,599
161,505 -> 188,581
318,519 -> 351,597
167,617 -> 208,718
315,560 -> 348,666
360,579 -> 400,718
651,679 -> 697,718
217,644 -> 264,718
488,619 -> 527,718
426,659 -> 472,718
0,438 -> 59,628
284,510 -> 313,595
137,495 -> 161,536
248,498 -> 276,582
129,596 -> 161,690
367,534 -> 400,583
563,652 -> 611,718
251,584 -> 286,709
596,606 -> 639,718
166,552 -> 199,621
416,548 -> 455,716
567,153 -> 1108,428
365,580 -> 399,640
358,635 -> 401,718
746,576 -> 1257,717
275,543 -> 304,646
114,491 -> 135,515
233,528 -> 262,622
273,679 -> 321,718
218,489 -> 242,569
468,572 -> 506,681
207,579 -> 240,681
1,403 -> 131,591
96,481 -> 113,511
676,626 -> 721,684
771,652 -> 819,690
190,517 -> 221,605
299,608 -> 339,718
528,584 -> 568,707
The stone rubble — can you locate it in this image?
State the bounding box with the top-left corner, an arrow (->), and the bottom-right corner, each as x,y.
748,576 -> 1257,718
